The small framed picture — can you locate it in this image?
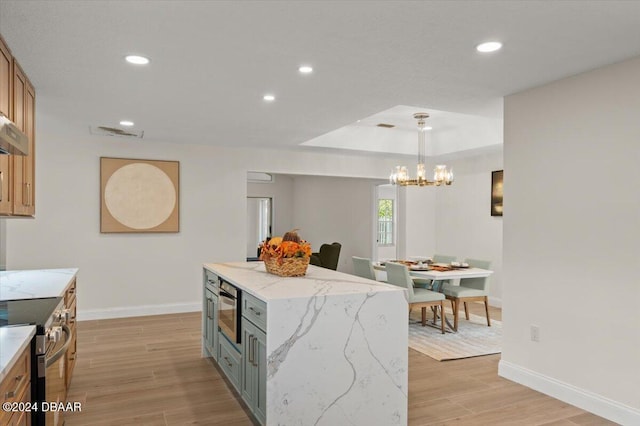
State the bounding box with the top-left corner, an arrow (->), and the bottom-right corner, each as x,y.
491,170 -> 503,217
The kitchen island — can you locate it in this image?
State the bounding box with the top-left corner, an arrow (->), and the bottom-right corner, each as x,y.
203,262 -> 408,426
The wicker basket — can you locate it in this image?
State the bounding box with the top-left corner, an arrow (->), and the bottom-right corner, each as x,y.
263,256 -> 310,277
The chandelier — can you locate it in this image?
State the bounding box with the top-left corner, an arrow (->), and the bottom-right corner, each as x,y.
389,113 -> 454,186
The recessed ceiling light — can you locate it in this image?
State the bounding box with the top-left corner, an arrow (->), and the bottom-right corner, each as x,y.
298,65 -> 313,74
119,120 -> 134,127
476,41 -> 502,53
424,126 -> 433,130
125,55 -> 150,65
263,94 -> 275,101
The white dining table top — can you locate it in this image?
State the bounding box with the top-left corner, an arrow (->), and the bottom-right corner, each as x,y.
373,262 -> 493,280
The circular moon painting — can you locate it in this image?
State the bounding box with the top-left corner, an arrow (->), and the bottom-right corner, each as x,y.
104,163 -> 177,230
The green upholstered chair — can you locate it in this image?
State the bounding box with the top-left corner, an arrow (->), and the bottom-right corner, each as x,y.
443,258 -> 491,331
309,242 -> 342,270
352,256 -> 377,281
413,254 -> 458,290
385,262 -> 445,333
432,254 -> 457,264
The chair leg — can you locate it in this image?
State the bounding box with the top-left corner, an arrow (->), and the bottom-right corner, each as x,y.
421,307 -> 426,326
453,298 -> 459,331
450,299 -> 455,313
440,301 -> 445,334
484,296 -> 491,327
464,301 -> 470,320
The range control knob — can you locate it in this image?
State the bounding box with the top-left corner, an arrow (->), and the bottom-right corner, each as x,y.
46,326 -> 62,343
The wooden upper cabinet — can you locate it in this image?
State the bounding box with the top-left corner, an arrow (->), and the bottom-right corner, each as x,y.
0,36 -> 12,214
11,60 -> 35,216
0,32 -> 36,217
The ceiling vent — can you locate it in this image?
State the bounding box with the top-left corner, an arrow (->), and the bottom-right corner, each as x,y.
89,126 -> 144,139
376,123 -> 395,128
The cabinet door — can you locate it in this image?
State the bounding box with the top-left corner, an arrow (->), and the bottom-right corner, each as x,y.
11,62 -> 34,216
204,288 -> 218,360
0,38 -> 12,214
0,36 -> 10,118
242,318 -> 267,425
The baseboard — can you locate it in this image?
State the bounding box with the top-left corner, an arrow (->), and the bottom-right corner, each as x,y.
499,360 -> 640,425
78,302 -> 201,321
488,296 -> 502,308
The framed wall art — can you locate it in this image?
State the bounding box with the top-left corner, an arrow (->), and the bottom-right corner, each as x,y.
100,157 -> 180,233
491,170 -> 503,217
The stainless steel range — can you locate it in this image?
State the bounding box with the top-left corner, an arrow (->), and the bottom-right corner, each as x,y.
0,297 -> 72,426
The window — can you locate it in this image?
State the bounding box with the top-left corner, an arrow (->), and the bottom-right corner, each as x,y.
377,199 -> 394,245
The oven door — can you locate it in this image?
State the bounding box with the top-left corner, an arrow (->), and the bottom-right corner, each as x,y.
218,280 -> 240,343
41,325 -> 71,426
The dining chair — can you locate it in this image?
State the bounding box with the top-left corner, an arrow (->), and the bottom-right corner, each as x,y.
443,258 -> 491,331
352,256 -> 377,281
414,254 -> 459,290
385,262 -> 445,333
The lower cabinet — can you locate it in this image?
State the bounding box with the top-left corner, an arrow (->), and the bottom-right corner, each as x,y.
242,315 -> 267,424
0,345 -> 31,426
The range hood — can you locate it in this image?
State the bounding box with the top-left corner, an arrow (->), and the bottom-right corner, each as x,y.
0,114 -> 29,155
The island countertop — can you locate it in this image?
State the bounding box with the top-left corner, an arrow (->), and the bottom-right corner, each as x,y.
0,268 -> 78,301
204,261 -> 403,302
204,261 -> 409,425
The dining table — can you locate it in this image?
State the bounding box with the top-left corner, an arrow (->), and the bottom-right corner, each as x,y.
373,261 -> 494,331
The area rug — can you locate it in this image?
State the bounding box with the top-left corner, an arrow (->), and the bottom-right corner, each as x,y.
408,309 -> 502,361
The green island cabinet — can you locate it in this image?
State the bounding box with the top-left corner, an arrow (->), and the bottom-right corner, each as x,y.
203,269 -> 218,360
241,292 -> 267,425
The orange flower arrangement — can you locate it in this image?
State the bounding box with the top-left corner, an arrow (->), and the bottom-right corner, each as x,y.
260,235 -> 312,264
259,230 -> 312,276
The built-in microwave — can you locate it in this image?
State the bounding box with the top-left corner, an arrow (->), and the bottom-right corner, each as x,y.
218,279 -> 242,344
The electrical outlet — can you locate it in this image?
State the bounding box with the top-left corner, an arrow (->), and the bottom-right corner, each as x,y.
530,325 -> 540,342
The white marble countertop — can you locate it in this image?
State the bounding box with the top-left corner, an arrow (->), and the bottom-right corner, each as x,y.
204,262 -> 405,302
0,325 -> 36,382
0,268 -> 78,301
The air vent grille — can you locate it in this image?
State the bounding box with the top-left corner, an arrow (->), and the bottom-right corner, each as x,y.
89,126 -> 144,139
376,123 -> 395,128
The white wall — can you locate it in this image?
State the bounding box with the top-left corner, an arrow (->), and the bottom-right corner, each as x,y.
5,97 -> 400,318
500,57 -> 640,423
290,175 -> 382,274
402,186 -> 437,260
434,152 -> 503,306
0,219 -> 6,270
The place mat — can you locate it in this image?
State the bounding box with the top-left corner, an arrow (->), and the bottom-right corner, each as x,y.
408,309 -> 502,361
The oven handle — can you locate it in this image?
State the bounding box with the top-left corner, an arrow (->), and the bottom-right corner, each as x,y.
45,325 -> 72,367
219,290 -> 236,301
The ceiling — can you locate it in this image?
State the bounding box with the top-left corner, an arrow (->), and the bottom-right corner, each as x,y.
1,1 -> 640,159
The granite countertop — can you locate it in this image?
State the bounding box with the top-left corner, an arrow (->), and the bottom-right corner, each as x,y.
204,261 -> 405,302
0,325 -> 36,382
0,268 -> 78,301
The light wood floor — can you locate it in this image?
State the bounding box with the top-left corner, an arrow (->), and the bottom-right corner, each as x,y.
65,305 -> 617,425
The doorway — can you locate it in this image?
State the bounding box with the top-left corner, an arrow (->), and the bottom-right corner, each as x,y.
246,197 -> 272,259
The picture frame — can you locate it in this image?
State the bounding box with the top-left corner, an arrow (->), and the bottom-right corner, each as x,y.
100,157 -> 180,233
491,170 -> 503,217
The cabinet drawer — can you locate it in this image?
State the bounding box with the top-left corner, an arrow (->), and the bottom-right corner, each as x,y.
65,278 -> 77,307
218,333 -> 242,392
204,270 -> 218,293
242,292 -> 267,332
0,347 -> 30,425
4,380 -> 31,426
